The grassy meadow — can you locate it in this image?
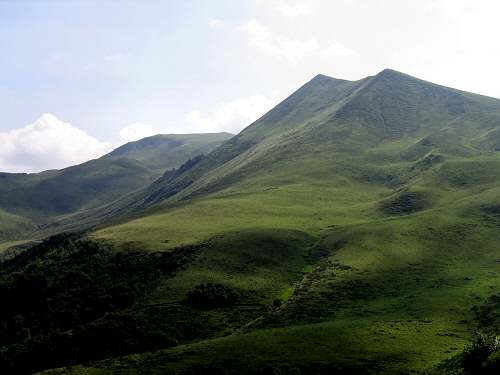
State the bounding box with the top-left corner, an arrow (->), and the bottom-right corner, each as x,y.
58,149 -> 499,374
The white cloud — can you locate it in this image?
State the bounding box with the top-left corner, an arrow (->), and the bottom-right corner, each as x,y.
120,123 -> 159,142
208,18 -> 223,28
186,94 -> 276,133
241,19 -> 320,62
123,94 -> 278,138
430,0 -> 488,17
0,114 -> 113,173
271,0 -> 311,17
240,19 -> 355,64
323,42 -> 355,57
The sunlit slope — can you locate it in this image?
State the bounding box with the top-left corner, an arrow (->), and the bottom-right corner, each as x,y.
0,209 -> 32,243
93,70 -> 500,252
0,133 -> 232,245
86,70 -> 500,218
94,152 -> 391,250
40,75 -> 372,231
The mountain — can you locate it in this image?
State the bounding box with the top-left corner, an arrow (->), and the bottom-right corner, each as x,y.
0,132 -> 232,241
103,133 -> 233,172
2,70 -> 500,374
140,69 -> 500,204
58,68 -> 500,225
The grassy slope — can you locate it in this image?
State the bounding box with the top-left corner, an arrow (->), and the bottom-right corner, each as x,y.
0,241 -> 26,253
43,159 -> 500,374
38,71 -> 500,373
0,209 -> 32,243
103,133 -> 233,172
0,133 -> 232,245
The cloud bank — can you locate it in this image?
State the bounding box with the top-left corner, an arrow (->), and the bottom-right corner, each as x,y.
240,19 -> 354,62
186,94 -> 276,133
0,114 -> 113,173
270,0 -> 311,17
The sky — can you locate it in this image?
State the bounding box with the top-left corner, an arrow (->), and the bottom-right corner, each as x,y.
1,0 -> 500,172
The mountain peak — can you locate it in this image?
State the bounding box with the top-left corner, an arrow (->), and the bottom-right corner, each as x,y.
308,73 -> 343,85
311,73 -> 332,80
374,68 -> 410,80
311,69 -> 411,85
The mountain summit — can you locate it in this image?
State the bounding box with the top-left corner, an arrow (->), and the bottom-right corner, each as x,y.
101,69 -> 500,213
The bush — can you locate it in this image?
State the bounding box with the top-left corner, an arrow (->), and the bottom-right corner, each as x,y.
186,283 -> 239,309
0,233 -> 201,374
462,332 -> 500,374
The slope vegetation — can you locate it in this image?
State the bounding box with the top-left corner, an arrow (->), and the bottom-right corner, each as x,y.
0,133 -> 232,245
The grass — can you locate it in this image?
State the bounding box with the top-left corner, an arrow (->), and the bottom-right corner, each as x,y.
0,209 -> 32,244
145,228 -> 315,306
0,133 -> 231,238
34,169 -> 500,373
0,240 -> 29,253
41,319 -> 467,375
93,153 -> 391,251
74,152 -> 500,374
42,204 -> 500,374
104,133 -> 232,172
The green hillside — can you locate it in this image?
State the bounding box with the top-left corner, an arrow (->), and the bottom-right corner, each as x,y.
103,133 -> 233,173
0,133 -> 232,246
0,209 -> 33,243
84,70 -> 500,216
2,70 -> 500,374
79,69 -> 500,241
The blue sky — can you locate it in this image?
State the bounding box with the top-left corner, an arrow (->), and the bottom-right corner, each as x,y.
1,1 -> 256,139
1,0 -> 500,172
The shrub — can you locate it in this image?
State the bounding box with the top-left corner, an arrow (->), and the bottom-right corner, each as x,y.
462,332 -> 500,374
187,283 -> 239,309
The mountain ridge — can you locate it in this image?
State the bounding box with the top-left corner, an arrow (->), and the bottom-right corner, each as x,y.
124,69 -> 500,204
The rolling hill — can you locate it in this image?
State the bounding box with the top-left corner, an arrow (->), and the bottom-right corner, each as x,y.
1,69 -> 500,374
103,133 -> 232,172
0,132 -> 232,244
